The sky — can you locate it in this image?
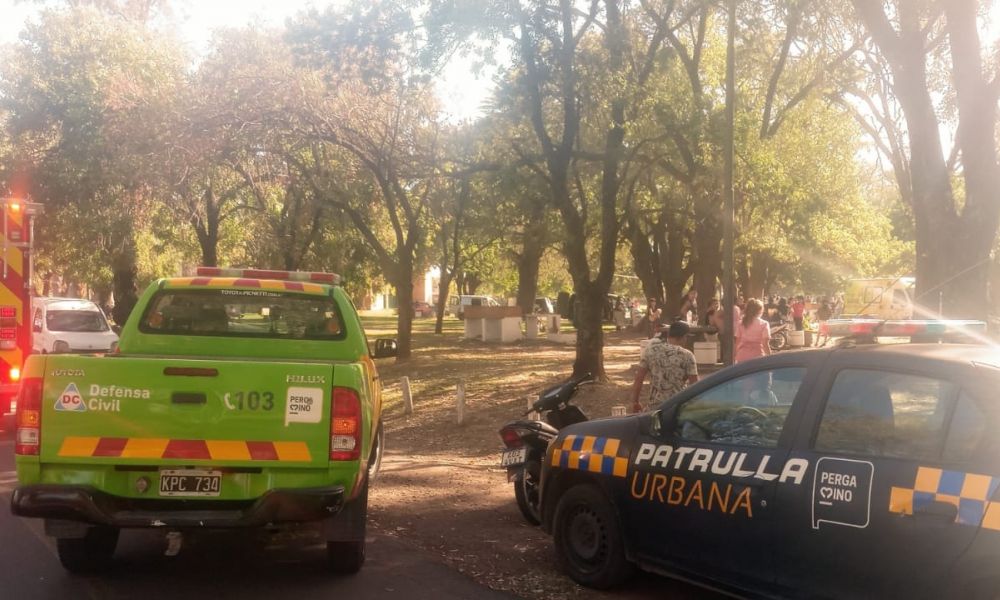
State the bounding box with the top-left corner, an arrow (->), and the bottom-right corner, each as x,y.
0,0 -> 498,121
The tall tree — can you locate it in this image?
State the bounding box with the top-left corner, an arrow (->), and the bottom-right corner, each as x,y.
851,0 -> 1000,318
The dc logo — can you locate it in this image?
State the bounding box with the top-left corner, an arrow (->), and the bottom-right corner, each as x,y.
54,383 -> 86,412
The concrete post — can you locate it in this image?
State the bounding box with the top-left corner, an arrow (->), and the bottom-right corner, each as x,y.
402,376 -> 413,415
456,382 -> 466,425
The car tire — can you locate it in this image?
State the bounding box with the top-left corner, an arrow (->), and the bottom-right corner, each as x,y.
553,484 -> 634,589
56,526 -> 119,574
513,459 -> 542,526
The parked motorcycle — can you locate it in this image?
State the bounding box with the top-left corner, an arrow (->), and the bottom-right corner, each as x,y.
769,321 -> 789,351
498,373 -> 593,525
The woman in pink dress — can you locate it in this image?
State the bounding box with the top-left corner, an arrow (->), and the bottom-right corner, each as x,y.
735,298 -> 771,363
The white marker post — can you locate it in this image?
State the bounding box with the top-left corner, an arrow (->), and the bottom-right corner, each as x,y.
456,382 -> 466,425
401,377 -> 413,416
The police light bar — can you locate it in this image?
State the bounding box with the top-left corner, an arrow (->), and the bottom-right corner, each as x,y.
821,319 -> 987,340
195,267 -> 341,285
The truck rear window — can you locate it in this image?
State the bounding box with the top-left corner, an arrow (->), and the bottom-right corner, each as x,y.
139,289 -> 345,340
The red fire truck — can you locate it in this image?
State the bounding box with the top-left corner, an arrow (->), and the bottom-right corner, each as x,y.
0,198 -> 42,416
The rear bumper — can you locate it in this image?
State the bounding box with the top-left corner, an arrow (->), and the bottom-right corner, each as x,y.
10,484 -> 345,528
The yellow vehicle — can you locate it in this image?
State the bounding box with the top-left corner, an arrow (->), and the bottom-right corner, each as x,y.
842,277 -> 915,320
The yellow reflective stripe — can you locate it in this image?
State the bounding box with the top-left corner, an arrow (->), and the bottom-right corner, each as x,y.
914,467 -> 942,493
206,440 -> 252,461
273,441 -> 312,462
259,279 -> 285,291
961,474 -> 993,501
0,245 -> 22,277
301,283 -> 324,294
584,454 -> 599,473
889,486 -> 913,515
58,436 -> 101,457
581,436 -> 596,453
551,449 -> 562,466
613,457 -> 629,478
120,438 -> 169,459
603,438 -> 620,457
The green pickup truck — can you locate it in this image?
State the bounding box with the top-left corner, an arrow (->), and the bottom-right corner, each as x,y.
11,268 -> 392,574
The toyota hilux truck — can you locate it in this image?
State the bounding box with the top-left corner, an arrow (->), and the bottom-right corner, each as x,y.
10,267 -> 392,574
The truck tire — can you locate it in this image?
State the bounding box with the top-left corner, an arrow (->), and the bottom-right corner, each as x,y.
553,484 -> 634,589
56,526 -> 119,574
326,539 -> 365,575
367,422 -> 384,485
326,482 -> 368,574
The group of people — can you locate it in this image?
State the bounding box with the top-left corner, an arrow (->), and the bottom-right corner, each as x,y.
629,291 -> 840,412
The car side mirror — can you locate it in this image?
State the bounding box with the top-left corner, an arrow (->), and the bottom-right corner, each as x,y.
112,325 -> 122,335
372,338 -> 398,359
657,404 -> 679,437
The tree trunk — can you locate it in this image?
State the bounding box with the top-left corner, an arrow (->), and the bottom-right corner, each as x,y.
434,270 -> 452,334
572,283 -> 606,377
626,214 -> 663,304
393,266 -> 414,361
111,238 -> 139,325
465,274 -> 482,295
515,214 -> 546,315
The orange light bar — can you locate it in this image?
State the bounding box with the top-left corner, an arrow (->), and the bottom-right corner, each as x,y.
195,267 -> 340,285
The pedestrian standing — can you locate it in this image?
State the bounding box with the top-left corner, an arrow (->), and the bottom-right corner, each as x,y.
613,298 -> 627,331
679,289 -> 698,323
791,295 -> 806,331
645,298 -> 662,338
630,321 -> 698,413
735,298 -> 772,363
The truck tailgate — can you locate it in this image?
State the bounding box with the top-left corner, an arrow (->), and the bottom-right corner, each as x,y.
39,356 -> 333,469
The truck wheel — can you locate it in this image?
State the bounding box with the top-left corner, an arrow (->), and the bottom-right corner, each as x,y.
367,422 -> 384,485
326,482 -> 368,574
326,539 -> 365,575
56,526 -> 119,574
553,484 -> 633,589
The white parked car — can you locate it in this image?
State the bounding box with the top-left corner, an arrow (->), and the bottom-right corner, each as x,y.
447,295 -> 500,319
31,297 -> 119,354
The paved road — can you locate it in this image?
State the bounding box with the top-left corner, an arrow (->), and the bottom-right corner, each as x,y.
0,422 -> 512,600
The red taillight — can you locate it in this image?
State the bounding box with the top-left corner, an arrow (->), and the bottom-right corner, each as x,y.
15,377 -> 42,455
499,426 -> 524,448
330,387 -> 361,461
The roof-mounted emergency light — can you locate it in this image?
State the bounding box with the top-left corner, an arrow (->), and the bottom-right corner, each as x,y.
195,267 -> 341,286
821,319 -> 987,342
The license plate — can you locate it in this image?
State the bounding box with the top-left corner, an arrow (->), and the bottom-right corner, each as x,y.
500,447 -> 527,467
158,469 -> 222,497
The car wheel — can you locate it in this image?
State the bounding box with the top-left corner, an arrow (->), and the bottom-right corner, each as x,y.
553,484 -> 634,589
513,459 -> 542,525
56,526 -> 119,574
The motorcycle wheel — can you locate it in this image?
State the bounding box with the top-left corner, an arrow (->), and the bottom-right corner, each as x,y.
513,459 -> 542,525
769,330 -> 787,352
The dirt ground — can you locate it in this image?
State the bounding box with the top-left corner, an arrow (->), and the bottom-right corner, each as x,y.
363,316 -> 715,600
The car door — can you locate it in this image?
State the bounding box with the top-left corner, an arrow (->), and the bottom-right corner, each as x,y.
620,355 -> 818,589
773,353 -> 985,598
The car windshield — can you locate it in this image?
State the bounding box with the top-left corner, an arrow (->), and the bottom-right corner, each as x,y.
46,310 -> 108,333
140,289 -> 344,340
